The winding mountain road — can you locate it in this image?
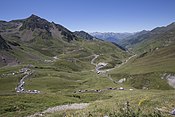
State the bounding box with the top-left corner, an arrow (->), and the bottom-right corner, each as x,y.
90,54 -> 137,83
16,68 -> 40,94
105,54 -> 137,72
91,54 -> 137,73
90,54 -> 99,66
27,54 -> 137,116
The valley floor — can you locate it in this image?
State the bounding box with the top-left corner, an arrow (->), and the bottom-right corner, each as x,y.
0,53 -> 175,117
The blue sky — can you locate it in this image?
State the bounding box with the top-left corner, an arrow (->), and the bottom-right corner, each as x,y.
1,0 -> 175,32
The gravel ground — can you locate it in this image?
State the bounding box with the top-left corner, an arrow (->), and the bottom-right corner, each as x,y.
27,103 -> 89,117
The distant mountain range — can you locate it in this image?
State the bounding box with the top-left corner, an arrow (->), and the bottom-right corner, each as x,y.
90,22 -> 175,53
90,32 -> 133,43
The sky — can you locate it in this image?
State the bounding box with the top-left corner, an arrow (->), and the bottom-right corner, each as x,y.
1,0 -> 175,32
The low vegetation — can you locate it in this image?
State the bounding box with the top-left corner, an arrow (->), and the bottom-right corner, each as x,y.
0,15 -> 175,117
46,90 -> 175,117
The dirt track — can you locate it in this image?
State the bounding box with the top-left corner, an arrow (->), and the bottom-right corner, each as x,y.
27,103 -> 89,117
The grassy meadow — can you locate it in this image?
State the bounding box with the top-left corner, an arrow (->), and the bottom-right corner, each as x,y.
0,40 -> 174,117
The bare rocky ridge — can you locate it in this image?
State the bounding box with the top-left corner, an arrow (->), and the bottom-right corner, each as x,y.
74,31 -> 94,40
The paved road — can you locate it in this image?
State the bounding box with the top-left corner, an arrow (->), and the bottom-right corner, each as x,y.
16,68 -> 40,94
105,54 -> 137,72
90,54 -> 99,66
90,54 -> 137,83
16,72 -> 31,92
91,54 -> 137,73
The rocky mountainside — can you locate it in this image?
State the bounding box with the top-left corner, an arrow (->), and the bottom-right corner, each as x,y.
0,14 -> 76,42
0,15 -> 129,68
0,35 -> 11,50
119,30 -> 149,47
73,31 -> 94,40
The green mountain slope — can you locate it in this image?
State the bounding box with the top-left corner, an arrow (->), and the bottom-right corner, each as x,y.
0,15 -> 128,68
109,23 -> 175,90
0,15 -> 174,117
121,23 -> 175,53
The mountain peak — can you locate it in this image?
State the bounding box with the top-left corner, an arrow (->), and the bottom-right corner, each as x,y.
74,31 -> 94,40
20,14 -> 52,31
28,14 -> 42,20
17,15 -> 77,42
30,14 -> 38,17
166,22 -> 175,29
